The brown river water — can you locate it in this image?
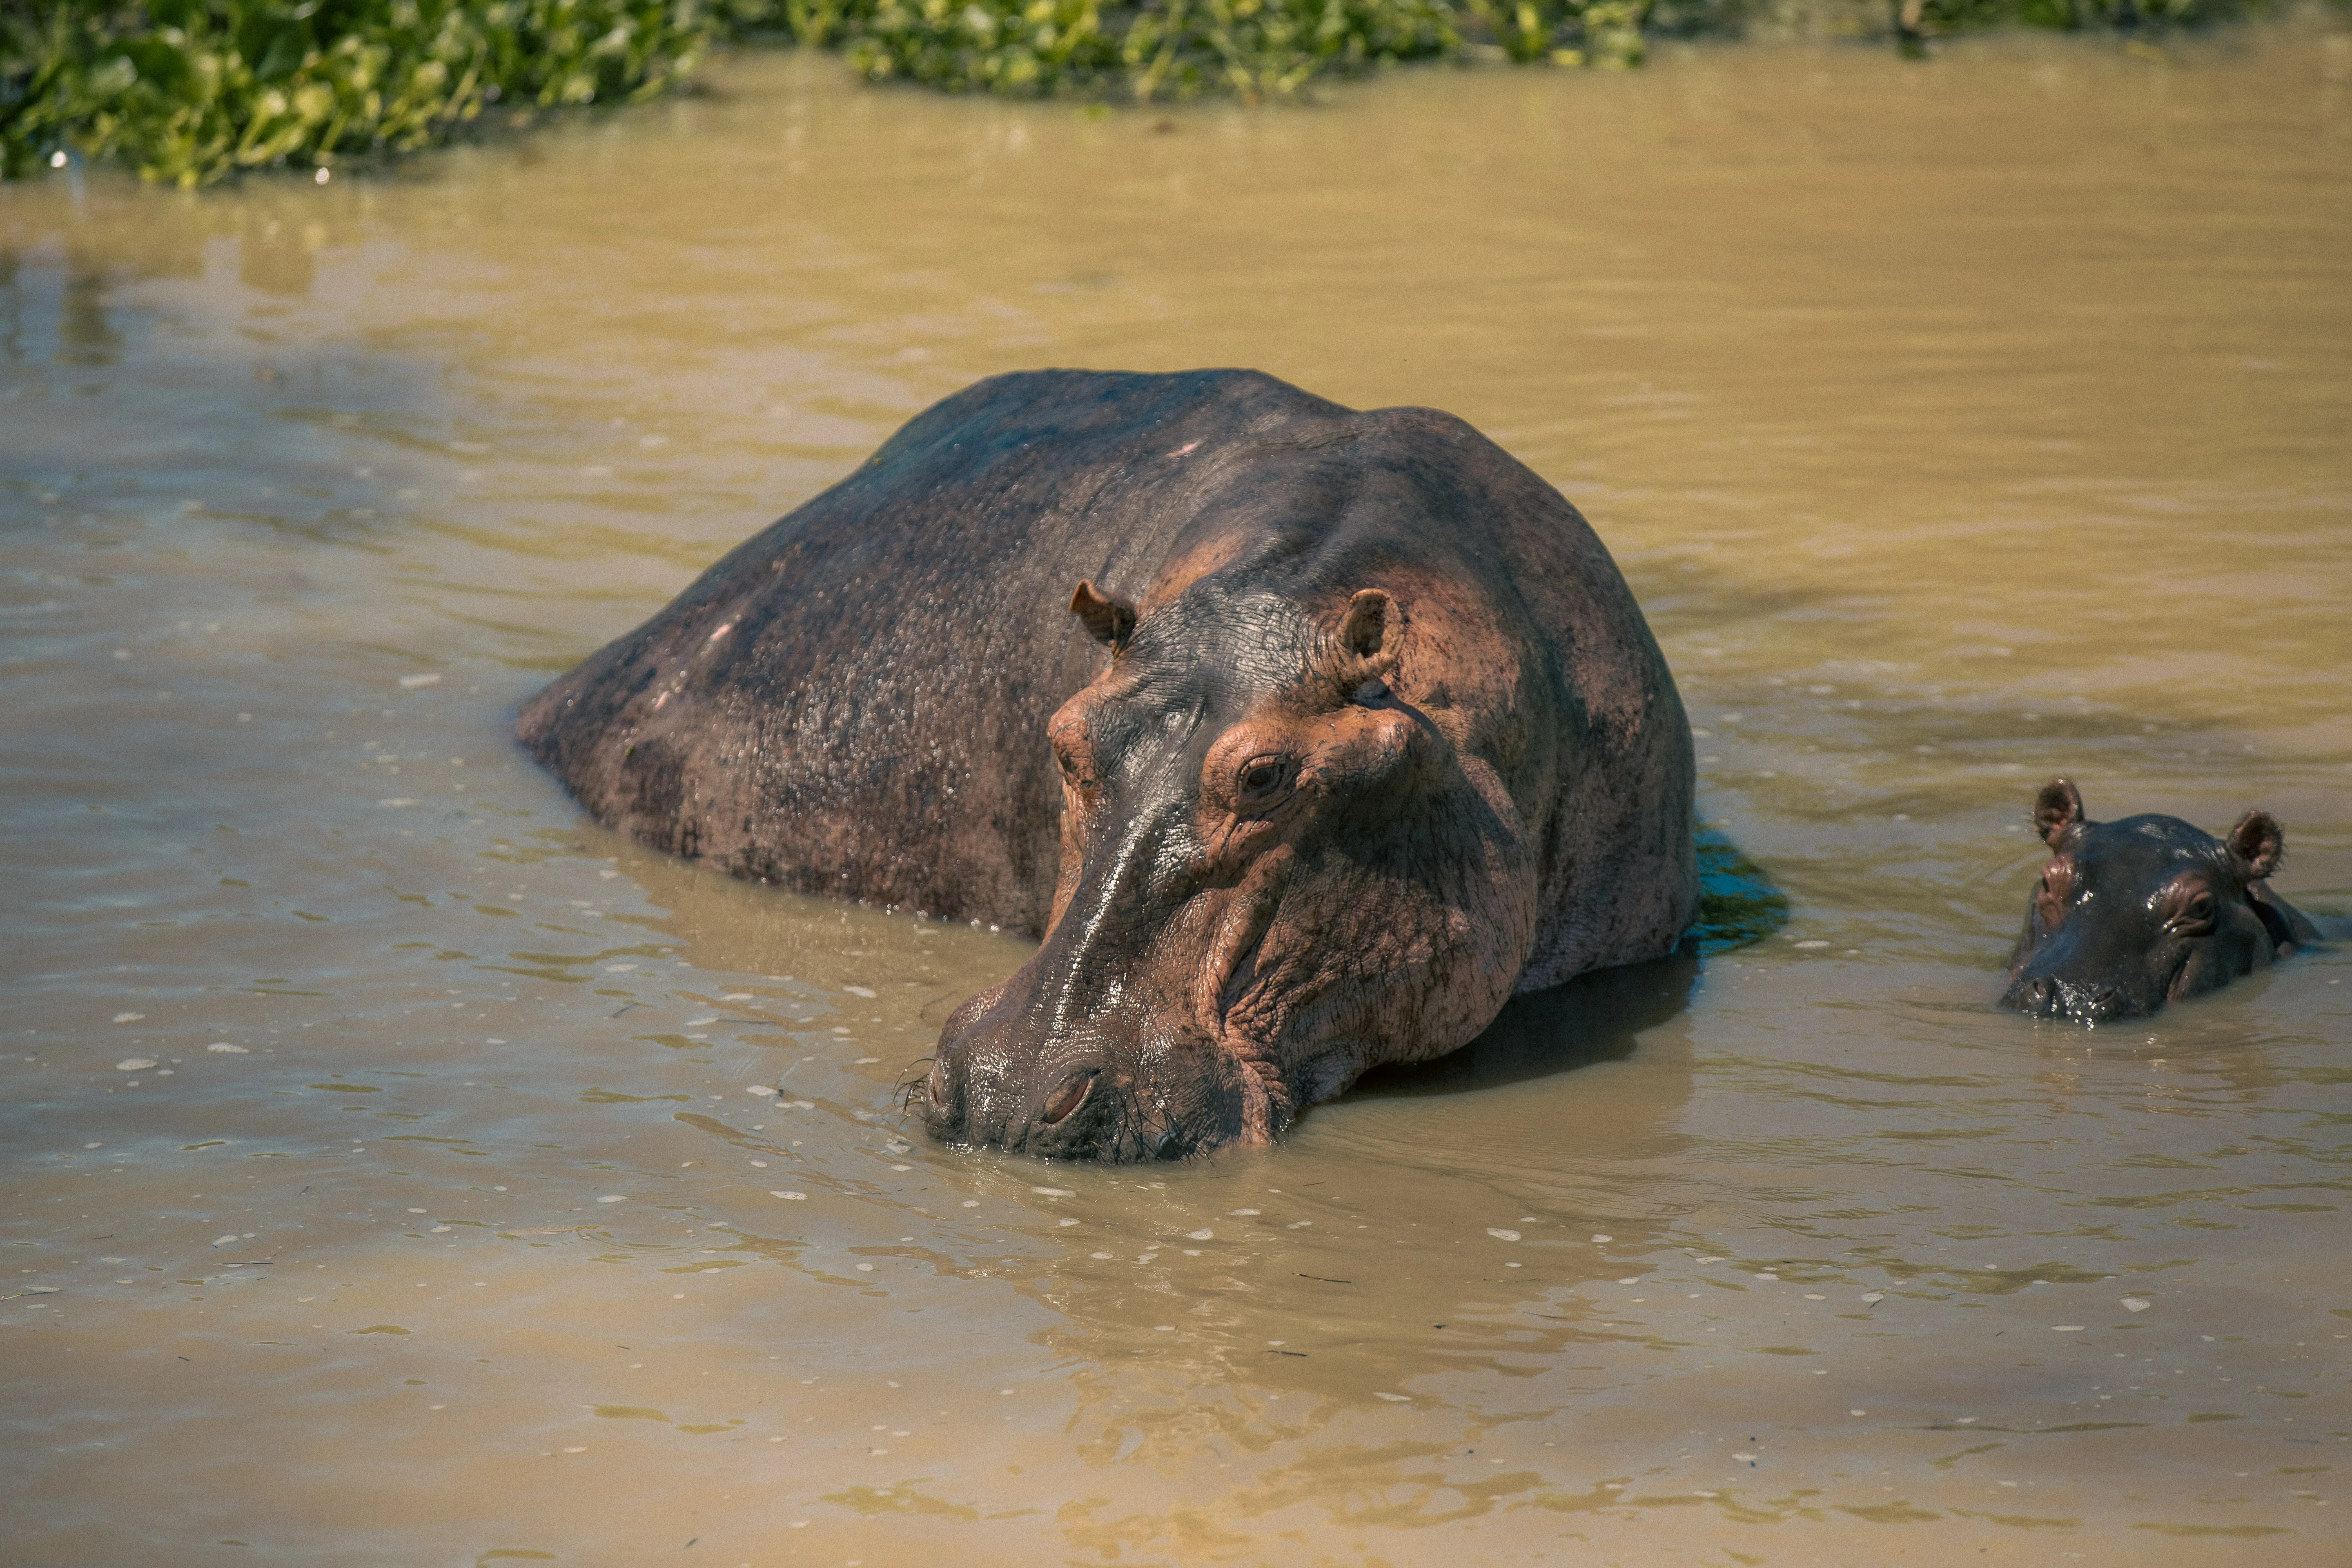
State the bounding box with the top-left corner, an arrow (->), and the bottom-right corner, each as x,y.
5,22 -> 2350,1568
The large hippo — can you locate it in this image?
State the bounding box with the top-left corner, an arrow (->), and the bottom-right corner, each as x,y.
2001,778 -> 2320,1023
519,369 -> 1696,1159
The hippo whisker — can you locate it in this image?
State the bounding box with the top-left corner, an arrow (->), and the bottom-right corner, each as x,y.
895,1058 -> 936,1116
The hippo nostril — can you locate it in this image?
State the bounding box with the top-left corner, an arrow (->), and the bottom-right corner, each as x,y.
2051,979 -> 2123,1021
926,1056 -> 952,1109
1040,1073 -> 1092,1125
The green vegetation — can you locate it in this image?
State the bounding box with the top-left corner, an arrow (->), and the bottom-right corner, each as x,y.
0,0 -> 2294,186
805,0 -> 1665,102
1,1 -> 713,183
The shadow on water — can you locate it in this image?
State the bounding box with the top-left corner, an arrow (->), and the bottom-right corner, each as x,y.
1348,826 -> 1780,1102
1351,947 -> 1700,1100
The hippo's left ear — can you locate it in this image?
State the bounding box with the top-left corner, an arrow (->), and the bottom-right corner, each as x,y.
1069,580 -> 1136,652
2226,810 -> 2284,881
1320,589 -> 1402,702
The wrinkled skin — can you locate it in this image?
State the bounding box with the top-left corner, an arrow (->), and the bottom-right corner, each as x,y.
519,369 -> 1696,1160
2000,778 -> 2320,1023
930,584 -> 1544,1158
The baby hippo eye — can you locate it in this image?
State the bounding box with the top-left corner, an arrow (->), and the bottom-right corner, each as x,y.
2034,862 -> 2073,927
2157,876 -> 2220,936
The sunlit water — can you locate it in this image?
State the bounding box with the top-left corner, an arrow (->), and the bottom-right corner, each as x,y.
5,22 -> 2350,1566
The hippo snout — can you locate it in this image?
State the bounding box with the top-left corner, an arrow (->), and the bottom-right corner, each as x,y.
921,985 -> 1249,1162
2002,973 -> 2132,1023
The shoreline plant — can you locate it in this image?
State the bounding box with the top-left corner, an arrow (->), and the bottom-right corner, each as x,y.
2,0 -> 714,183
0,0 -> 2310,186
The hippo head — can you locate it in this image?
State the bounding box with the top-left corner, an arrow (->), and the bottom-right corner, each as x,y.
2000,778 -> 2291,1023
918,579 -> 1530,1160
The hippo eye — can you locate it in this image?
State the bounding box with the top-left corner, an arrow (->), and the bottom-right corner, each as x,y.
1236,755 -> 1292,801
2177,891 -> 2216,931
1041,1074 -> 1092,1125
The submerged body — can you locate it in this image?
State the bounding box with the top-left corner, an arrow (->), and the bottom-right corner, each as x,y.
2001,778 -> 2319,1023
520,368 -> 1696,1157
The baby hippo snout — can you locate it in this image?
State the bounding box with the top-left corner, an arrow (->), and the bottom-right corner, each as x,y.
2002,973 -> 2128,1024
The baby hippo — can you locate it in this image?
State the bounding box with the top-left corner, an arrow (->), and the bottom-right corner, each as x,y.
2002,779 -> 2319,1022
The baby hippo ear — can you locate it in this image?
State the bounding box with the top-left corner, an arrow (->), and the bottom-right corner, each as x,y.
2033,778 -> 2085,848
1069,579 -> 1136,651
2227,810 -> 2284,881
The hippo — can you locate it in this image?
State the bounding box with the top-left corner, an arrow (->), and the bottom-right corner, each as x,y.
2000,778 -> 2320,1023
519,368 -> 1696,1159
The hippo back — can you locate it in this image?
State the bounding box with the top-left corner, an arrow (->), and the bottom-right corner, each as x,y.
518,368 -> 1693,980
519,371 -> 1326,931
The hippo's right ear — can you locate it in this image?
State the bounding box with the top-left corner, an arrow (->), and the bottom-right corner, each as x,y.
2033,778 -> 2085,848
2227,810 -> 2284,881
1069,580 -> 1136,652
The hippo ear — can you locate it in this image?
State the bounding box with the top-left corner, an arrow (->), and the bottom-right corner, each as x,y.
1317,589 -> 1401,703
1337,589 -> 1393,659
2227,810 -> 2283,881
1069,580 -> 1136,651
2033,778 -> 2085,848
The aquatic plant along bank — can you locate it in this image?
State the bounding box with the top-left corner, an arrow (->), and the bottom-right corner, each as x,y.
4,23 -> 2351,1565
4,0 -> 2314,185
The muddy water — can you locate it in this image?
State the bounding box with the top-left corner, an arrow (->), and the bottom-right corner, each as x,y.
6,21 -> 2351,1567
